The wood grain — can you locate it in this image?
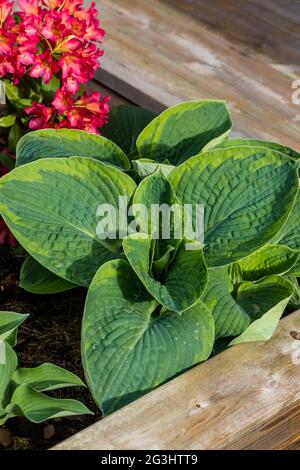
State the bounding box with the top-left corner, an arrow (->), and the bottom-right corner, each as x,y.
164,0 -> 300,66
85,81 -> 131,108
53,310 -> 300,450
94,0 -> 300,147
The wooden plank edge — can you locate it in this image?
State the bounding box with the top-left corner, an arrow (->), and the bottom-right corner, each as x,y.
52,310 -> 300,450
95,68 -> 258,139
95,67 -> 168,114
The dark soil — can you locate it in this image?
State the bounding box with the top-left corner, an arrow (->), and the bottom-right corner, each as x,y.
0,246 -> 101,450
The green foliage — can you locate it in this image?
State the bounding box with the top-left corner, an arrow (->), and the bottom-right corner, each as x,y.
0,157 -> 136,286
0,312 -> 91,425
102,105 -> 157,160
82,259 -> 214,414
16,129 -> 131,170
229,276 -> 293,345
216,138 -> 300,160
0,101 -> 299,415
0,115 -> 16,128
137,100 -> 232,165
20,256 -> 76,294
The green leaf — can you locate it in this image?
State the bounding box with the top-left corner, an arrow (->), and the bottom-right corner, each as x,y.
237,244 -> 299,281
0,311 -> 29,342
216,138 -> 300,160
132,169 -> 183,244
287,256 -> 300,276
236,275 -> 293,321
5,330 -> 18,348
16,129 -> 131,171
4,80 -> 21,102
12,363 -> 85,392
15,98 -> 33,109
170,147 -> 299,266
286,277 -> 300,310
123,234 -> 207,313
0,411 -> 8,426
137,100 -> 232,165
102,105 -> 157,159
20,256 -> 77,294
152,244 -> 176,279
0,152 -> 15,171
230,276 -> 293,345
82,259 -> 214,414
8,122 -> 22,153
273,190 -> 300,251
0,341 -> 18,408
0,115 -> 16,128
133,159 -> 175,178
0,157 -> 136,286
202,268 -> 250,338
9,385 -> 92,423
41,76 -> 60,103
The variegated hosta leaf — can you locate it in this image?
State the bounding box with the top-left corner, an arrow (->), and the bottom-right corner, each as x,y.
12,363 -> 85,392
8,385 -> 92,423
286,277 -> 300,310
82,259 -> 214,414
273,190 -> 300,251
0,157 -> 136,286
237,275 -> 293,320
133,159 -> 175,179
123,234 -> 207,313
202,268 -> 250,339
16,129 -> 131,171
230,276 -> 293,345
237,244 -> 299,281
0,311 -> 29,342
170,147 -> 299,267
0,341 -> 18,408
132,169 -> 183,245
20,256 -> 76,294
101,105 -> 157,159
287,256 -> 300,276
216,138 -> 300,160
137,100 -> 232,165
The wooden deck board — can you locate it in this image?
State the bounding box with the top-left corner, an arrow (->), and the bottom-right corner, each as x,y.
54,311 -> 300,450
94,0 -> 300,148
164,0 -> 300,65
85,81 -> 131,108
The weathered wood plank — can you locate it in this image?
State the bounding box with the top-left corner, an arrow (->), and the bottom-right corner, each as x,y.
94,0 -> 300,148
85,81 -> 131,108
164,0 -> 300,66
53,310 -> 300,450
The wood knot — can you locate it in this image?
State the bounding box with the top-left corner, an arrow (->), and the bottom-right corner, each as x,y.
290,331 -> 300,340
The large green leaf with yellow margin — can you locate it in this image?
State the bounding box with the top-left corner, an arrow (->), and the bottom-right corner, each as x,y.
169,147 -> 299,266
82,259 -> 214,414
0,157 -> 136,286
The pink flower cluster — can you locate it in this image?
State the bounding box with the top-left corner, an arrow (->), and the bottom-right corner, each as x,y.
27,90 -> 109,133
0,0 -> 110,133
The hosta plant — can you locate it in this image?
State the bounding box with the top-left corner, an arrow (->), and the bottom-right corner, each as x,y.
0,100 -> 299,415
0,311 -> 92,424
